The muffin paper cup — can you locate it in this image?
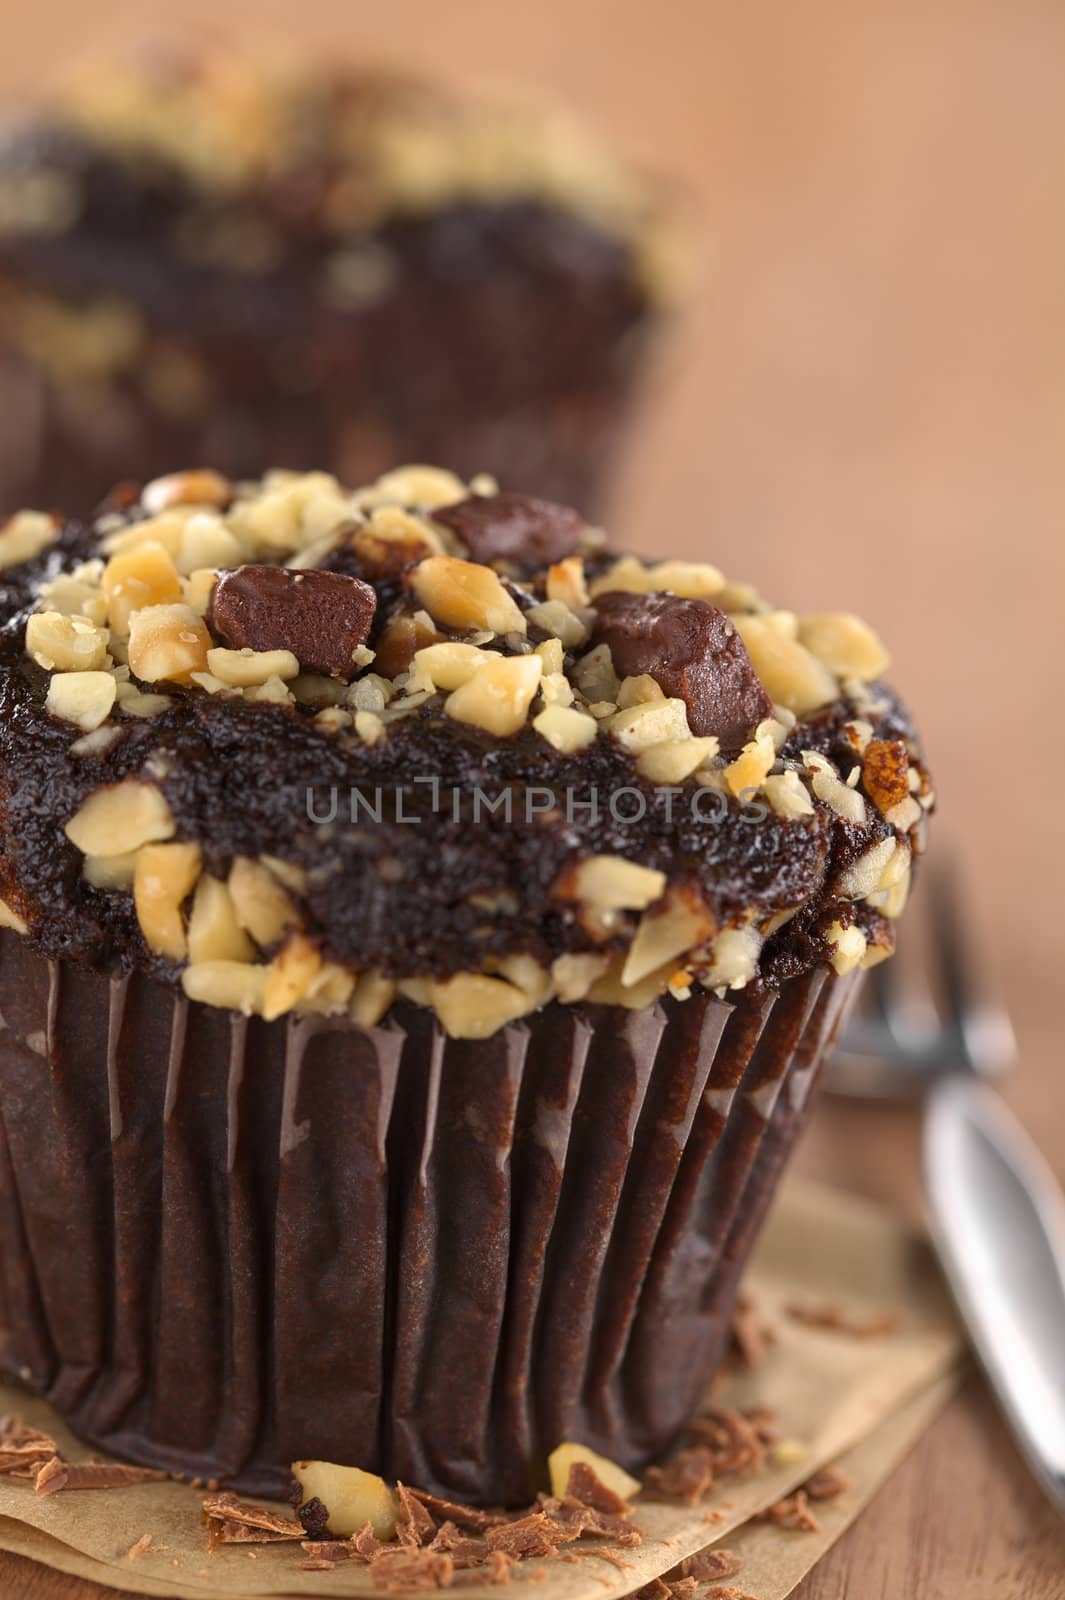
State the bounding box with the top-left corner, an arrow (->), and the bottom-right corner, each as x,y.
0,931 -> 859,1505
0,272 -> 652,519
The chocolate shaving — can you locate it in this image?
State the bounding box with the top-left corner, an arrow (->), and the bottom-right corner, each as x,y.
0,1424 -> 59,1478
759,1489 -> 821,1533
634,1580 -> 671,1600
785,1301 -> 899,1338
564,1460 -> 631,1517
201,1489 -> 303,1538
537,1495 -> 643,1547
485,1511 -> 581,1559
203,1489 -> 304,1549
297,1557 -> 336,1571
35,1457 -> 168,1496
366,1547 -> 455,1591
707,1589 -> 762,1600
397,1480 -> 439,1546
353,1519 -> 394,1559
562,1547 -> 633,1573
688,1408 -> 767,1476
210,1518 -> 300,1547
407,1487 -> 509,1530
300,1540 -> 362,1563
803,1466 -> 851,1502
634,1579 -> 698,1600
676,1549 -> 743,1581
428,1524 -> 493,1567
643,1445 -> 716,1504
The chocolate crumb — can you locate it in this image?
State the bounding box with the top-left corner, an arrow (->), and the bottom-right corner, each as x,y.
759,1489 -> 821,1533
484,1549 -> 515,1584
707,1589 -> 762,1600
127,1533 -> 164,1560
742,1406 -> 778,1446
803,1466 -> 851,1502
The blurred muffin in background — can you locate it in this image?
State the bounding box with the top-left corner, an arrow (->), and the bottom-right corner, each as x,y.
0,42 -> 687,519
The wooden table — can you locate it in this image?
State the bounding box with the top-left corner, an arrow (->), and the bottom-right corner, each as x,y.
0,0 -> 1063,1594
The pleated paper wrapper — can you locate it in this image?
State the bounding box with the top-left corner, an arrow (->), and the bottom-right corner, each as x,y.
0,932 -> 858,1503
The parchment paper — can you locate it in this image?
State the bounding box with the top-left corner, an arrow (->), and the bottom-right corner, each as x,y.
0,1178 -> 965,1599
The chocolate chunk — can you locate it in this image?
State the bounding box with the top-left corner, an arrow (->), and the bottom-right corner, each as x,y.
591,592 -> 773,747
433,493 -> 583,570
208,565 -> 376,681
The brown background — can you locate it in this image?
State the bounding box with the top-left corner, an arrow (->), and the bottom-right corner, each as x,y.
1,0 -> 1064,1594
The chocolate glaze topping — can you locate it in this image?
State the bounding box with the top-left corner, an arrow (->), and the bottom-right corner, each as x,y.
0,466 -> 932,1038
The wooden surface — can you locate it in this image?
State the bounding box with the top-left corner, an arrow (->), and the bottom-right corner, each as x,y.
0,0 -> 1064,1595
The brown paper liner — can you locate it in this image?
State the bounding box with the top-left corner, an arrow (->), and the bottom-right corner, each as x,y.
0,260 -> 650,518
0,931 -> 858,1506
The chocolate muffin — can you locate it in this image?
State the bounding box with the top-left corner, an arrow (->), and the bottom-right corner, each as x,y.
0,46 -> 684,518
0,466 -> 931,1503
